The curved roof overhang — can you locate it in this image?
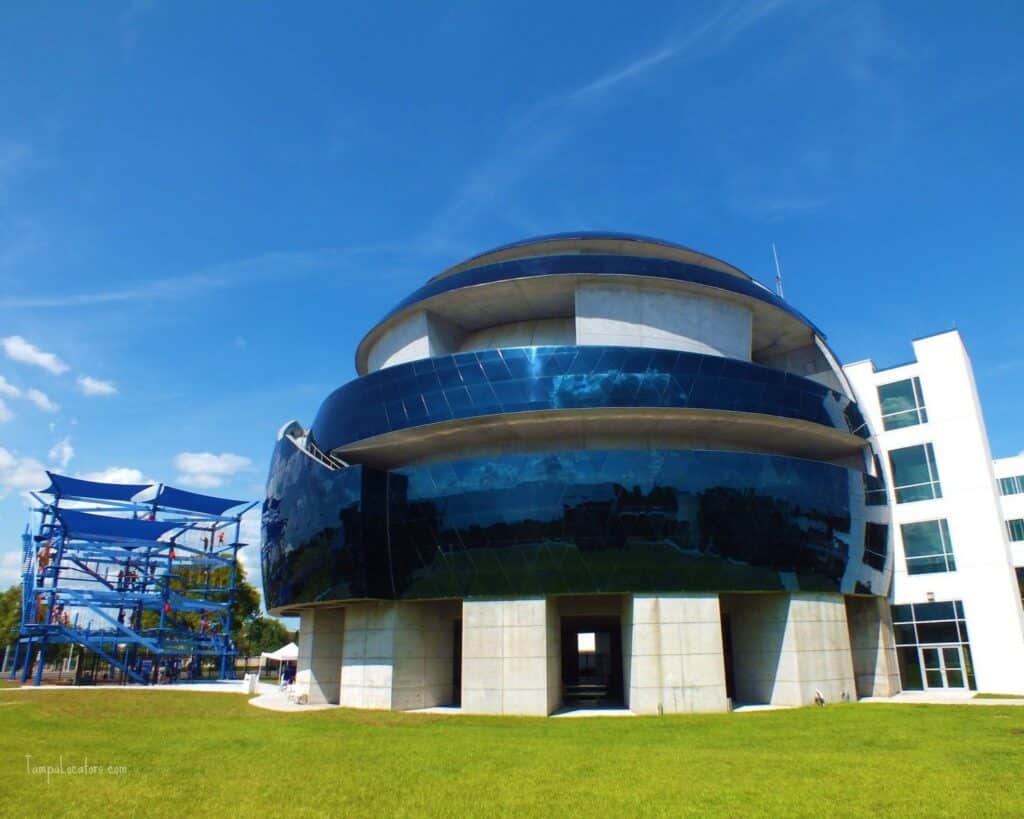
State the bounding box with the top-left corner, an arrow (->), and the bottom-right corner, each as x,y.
331,407 -> 870,470
356,254 -> 824,375
428,232 -> 749,283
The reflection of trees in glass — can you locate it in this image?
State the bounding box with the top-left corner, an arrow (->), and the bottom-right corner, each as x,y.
697,487 -> 846,579
267,445 -> 870,604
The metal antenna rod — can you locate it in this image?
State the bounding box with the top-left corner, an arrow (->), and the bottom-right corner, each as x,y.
772,242 -> 785,299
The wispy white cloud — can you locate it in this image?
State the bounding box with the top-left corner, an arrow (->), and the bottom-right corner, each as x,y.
423,0 -> 797,246
77,375 -> 117,396
48,436 -> 74,469
173,451 -> 253,489
80,466 -> 148,485
0,218 -> 43,272
0,246 -> 400,310
0,447 -> 48,499
0,398 -> 11,423
1,335 -> 69,374
0,550 -> 21,589
731,194 -> 833,222
0,375 -> 19,398
0,374 -> 63,414
25,388 -> 58,413
0,141 -> 35,195
119,0 -> 157,55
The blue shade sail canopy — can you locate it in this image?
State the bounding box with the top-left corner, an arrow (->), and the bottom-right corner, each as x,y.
311,345 -> 869,452
56,508 -> 180,542
43,472 -> 152,502
155,485 -> 248,516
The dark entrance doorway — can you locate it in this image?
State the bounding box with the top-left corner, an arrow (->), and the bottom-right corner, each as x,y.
561,616 -> 623,707
452,619 -> 462,707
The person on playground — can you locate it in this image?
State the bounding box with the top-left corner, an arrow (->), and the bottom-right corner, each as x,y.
36,540 -> 51,573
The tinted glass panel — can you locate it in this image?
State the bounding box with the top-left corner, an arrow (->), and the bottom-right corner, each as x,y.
889,443 -> 941,503
1008,519 -> 1024,542
312,345 -> 871,451
897,646 -> 924,690
999,476 -> 1023,496
862,522 -> 888,571
916,621 -> 959,643
878,377 -> 927,431
902,519 -> 955,574
262,439 -> 889,608
914,601 -> 956,621
894,624 -> 917,644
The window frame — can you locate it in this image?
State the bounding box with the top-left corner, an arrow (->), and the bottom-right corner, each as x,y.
999,475 -> 1024,496
1007,518 -> 1024,542
901,518 -> 956,574
878,376 -> 928,431
889,442 -> 943,503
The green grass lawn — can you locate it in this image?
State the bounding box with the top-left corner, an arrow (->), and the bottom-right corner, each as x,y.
2,691 -> 1024,817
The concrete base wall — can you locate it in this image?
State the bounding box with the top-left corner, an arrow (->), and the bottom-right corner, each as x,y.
627,594 -> 729,714
845,596 -> 902,698
297,608 -> 345,705
722,592 -> 856,707
298,591 -> 881,714
338,600 -> 459,710
461,598 -> 556,716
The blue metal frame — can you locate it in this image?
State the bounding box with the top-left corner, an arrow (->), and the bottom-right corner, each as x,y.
9,474 -> 255,686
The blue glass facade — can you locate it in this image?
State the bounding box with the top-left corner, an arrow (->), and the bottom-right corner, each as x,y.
261,436 -> 887,610
312,345 -> 868,452
262,234 -> 892,617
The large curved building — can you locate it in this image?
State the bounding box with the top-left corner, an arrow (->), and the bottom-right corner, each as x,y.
261,233 -> 900,713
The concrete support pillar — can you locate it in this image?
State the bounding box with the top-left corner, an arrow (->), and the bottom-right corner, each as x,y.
725,593 -> 856,707
338,601 -> 459,710
845,596 -> 901,698
461,598 -> 556,716
627,594 -> 729,714
297,607 -> 345,705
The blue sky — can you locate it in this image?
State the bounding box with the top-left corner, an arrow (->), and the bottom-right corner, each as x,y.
1,1 -> 1023,601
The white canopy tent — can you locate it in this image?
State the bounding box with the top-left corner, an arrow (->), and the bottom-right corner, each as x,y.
259,642 -> 298,680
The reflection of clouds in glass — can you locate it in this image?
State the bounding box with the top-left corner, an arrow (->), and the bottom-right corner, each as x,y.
311,345 -> 869,451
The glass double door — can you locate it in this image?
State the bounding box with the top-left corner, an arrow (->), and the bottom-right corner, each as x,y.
920,645 -> 966,689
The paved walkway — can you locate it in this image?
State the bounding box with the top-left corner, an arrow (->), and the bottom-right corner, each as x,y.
863,691 -> 1024,706
248,688 -> 338,712
1,679 -> 271,695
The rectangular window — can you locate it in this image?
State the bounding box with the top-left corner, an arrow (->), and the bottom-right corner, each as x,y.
864,477 -> 888,506
889,443 -> 942,503
901,519 -> 956,574
1007,518 -> 1024,542
878,377 -> 928,431
999,475 -> 1024,496
862,522 -> 888,571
